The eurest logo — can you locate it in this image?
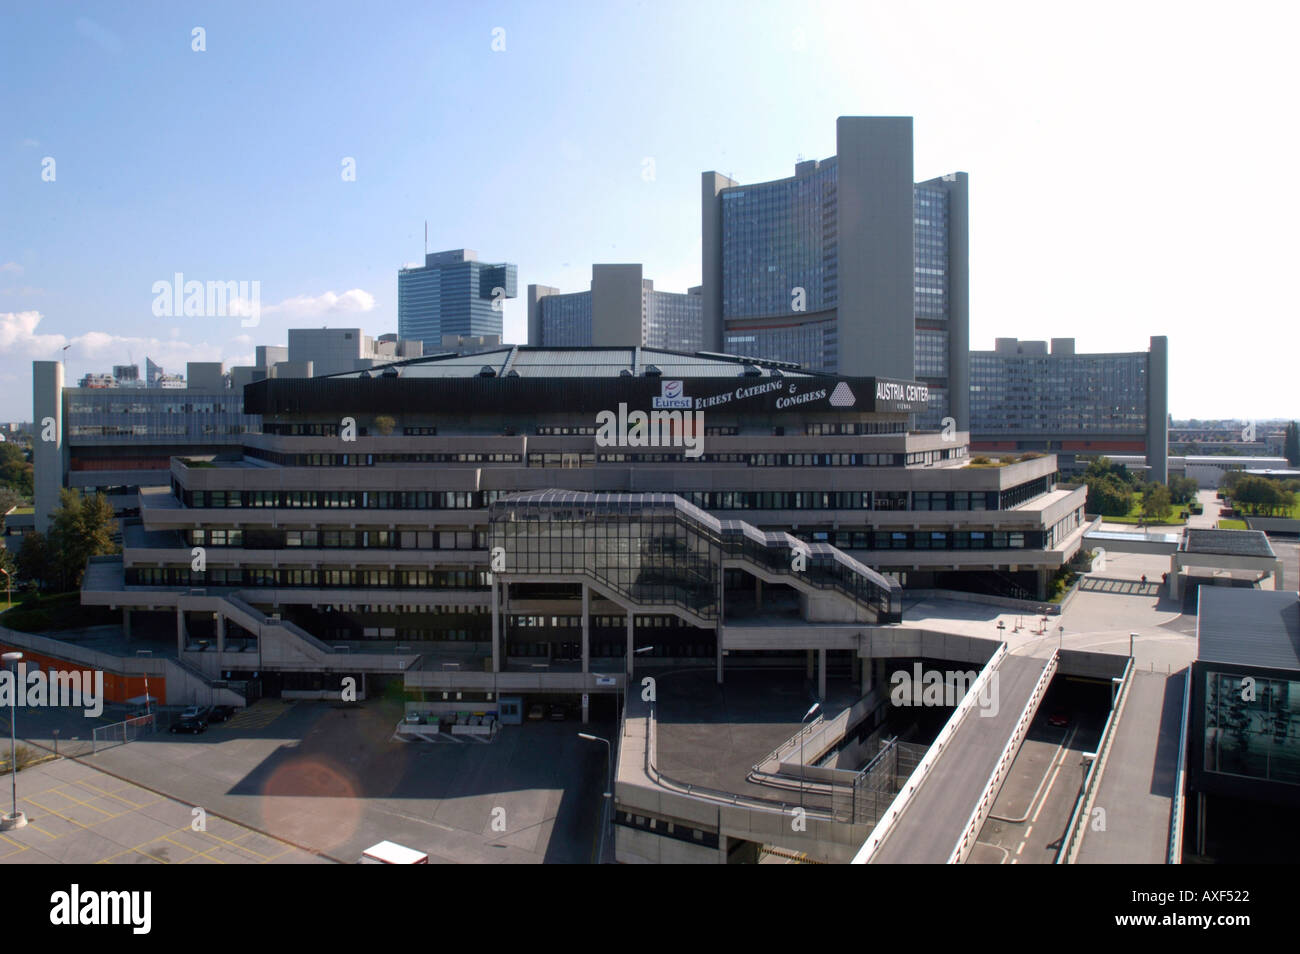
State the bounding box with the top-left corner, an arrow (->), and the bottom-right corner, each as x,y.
652,380 -> 692,409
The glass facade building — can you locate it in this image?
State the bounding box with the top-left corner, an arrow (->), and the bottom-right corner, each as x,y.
720,160 -> 839,321
533,276 -> 702,350
707,126 -> 967,434
489,490 -> 902,623
969,349 -> 1149,436
644,289 -> 703,352
1202,670 -> 1300,785
66,390 -> 257,442
398,250 -> 517,353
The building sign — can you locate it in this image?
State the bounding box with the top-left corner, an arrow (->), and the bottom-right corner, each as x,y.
652,380 -> 692,409
873,378 -> 930,413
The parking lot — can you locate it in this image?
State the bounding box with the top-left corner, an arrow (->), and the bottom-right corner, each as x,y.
5,698 -> 614,864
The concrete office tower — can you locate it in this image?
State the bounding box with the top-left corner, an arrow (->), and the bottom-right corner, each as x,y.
32,360 -> 66,533
702,117 -> 970,430
398,249 -> 518,353
285,328 -> 422,378
969,335 -> 1169,483
1147,335 -> 1169,484
527,264 -> 703,350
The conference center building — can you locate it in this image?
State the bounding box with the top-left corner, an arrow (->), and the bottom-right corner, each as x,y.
81,347 -> 1089,705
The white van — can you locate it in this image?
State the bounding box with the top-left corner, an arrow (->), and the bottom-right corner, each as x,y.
360,841 -> 429,864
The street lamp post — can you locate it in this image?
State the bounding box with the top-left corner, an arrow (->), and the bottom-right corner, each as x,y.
799,702 -> 821,810
2,651 -> 26,830
578,732 -> 612,863
1130,631 -> 1138,659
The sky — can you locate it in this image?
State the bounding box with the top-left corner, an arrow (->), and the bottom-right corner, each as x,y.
3,0 -> 1298,422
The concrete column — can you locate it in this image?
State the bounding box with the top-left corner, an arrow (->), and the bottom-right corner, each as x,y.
123,608 -> 131,642
806,649 -> 815,679
176,606 -> 187,655
626,613 -> 634,676
581,584 -> 590,674
1036,569 -> 1049,601
818,648 -> 827,700
755,578 -> 762,609
860,654 -> 869,693
716,625 -> 724,685
216,613 -> 226,653
1275,560 -> 1285,591
490,579 -> 500,673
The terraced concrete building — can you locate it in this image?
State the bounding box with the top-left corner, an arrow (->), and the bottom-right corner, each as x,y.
81,347 -> 1088,706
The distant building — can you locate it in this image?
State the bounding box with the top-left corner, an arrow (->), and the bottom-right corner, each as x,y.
283,328 -> 422,378
32,360 -> 258,531
969,335 -> 1169,483
398,249 -> 518,354
527,265 -> 703,350
701,116 -> 969,431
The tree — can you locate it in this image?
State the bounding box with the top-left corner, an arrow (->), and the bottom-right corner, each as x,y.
46,489 -> 118,590
1285,421 -> 1300,467
15,531 -> 53,590
1168,475 -> 1200,505
373,415 -> 396,436
0,442 -> 33,497
1087,475 -> 1133,517
1140,484 -> 1173,523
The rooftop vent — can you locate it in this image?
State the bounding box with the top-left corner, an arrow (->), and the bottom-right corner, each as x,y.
644,364 -> 662,377
478,365 -> 498,378
505,369 -> 520,378
381,366 -> 400,378
741,364 -> 762,377
619,368 -> 633,377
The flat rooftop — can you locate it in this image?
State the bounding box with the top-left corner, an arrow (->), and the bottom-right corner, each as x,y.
1198,588 -> 1300,671
1180,528 -> 1275,558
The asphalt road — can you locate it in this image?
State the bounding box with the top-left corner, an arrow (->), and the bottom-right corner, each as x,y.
870,654 -> 1050,864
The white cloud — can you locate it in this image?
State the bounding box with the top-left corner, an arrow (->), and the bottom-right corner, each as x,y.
263,289 -> 377,319
20,139 -> 39,148
0,263 -> 23,275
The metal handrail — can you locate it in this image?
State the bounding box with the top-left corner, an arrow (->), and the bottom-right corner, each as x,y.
1055,655 -> 1135,863
1168,667 -> 1191,864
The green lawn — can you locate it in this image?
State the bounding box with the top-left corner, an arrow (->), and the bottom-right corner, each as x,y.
1217,519 -> 1248,530
1102,500 -> 1188,526
1223,499 -> 1300,519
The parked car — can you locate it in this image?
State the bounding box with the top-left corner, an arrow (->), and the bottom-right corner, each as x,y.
527,704 -> 545,721
207,705 -> 236,723
170,716 -> 207,735
549,705 -> 566,721
180,705 -> 203,720
1047,711 -> 1069,727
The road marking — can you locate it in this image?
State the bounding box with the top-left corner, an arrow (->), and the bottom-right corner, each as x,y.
1031,724 -> 1078,825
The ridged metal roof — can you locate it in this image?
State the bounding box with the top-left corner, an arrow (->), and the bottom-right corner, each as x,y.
1197,588 -> 1300,671
326,347 -> 817,380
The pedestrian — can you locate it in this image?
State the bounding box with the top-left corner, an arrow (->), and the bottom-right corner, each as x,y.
1141,574 -> 1147,584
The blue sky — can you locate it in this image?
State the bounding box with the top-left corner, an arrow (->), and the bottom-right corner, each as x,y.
3,0 -> 1297,420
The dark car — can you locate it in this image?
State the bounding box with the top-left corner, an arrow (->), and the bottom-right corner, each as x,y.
1047,711 -> 1069,727
206,705 -> 236,723
170,716 -> 207,735
549,705 -> 566,721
